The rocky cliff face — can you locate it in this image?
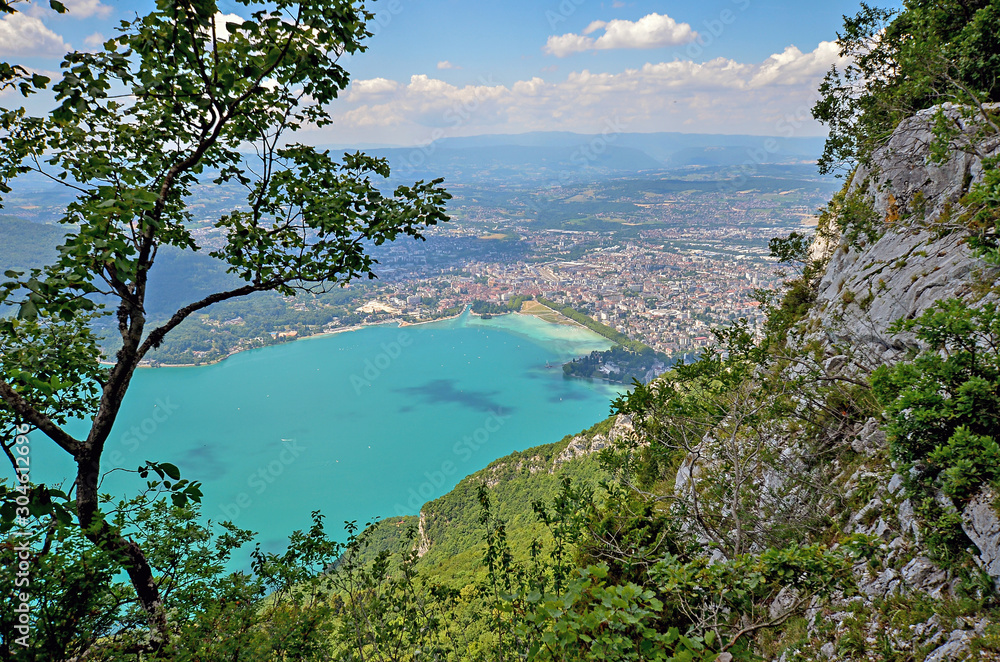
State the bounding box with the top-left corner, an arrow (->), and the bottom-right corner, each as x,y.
776,106 -> 1000,660
809,104 -> 999,359
668,105 -> 1000,661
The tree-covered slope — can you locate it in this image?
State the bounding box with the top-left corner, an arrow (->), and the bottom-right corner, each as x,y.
359,416 -> 620,588
0,215 -> 64,275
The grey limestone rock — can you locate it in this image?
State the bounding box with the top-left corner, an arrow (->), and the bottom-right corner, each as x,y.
861,566 -> 901,598
416,511 -> 431,558
900,556 -> 949,598
769,586 -> 800,621
808,105 -> 999,360
923,626 -> 986,662
552,435 -> 589,467
962,486 -> 1000,584
851,418 -> 887,456
823,354 -> 848,374
551,414 -> 631,470
898,498 -> 919,540
886,473 -> 904,496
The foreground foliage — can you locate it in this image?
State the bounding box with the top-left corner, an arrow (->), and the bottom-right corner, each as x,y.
873,299 -> 1000,567
0,0 -> 449,650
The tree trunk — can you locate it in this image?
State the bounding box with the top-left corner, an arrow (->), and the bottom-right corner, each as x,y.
75,447 -> 168,649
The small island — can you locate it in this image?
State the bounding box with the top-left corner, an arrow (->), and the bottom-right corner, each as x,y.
562,345 -> 670,384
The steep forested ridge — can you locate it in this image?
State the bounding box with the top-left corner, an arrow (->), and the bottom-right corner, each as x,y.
0,216 -> 64,275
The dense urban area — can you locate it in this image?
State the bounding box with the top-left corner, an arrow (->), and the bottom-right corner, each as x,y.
1,162 -> 836,376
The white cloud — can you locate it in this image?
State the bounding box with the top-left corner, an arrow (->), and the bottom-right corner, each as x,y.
61,0 -> 113,19
212,13 -> 244,40
0,13 -> 69,57
545,13 -> 698,57
83,32 -> 104,49
437,60 -> 462,70
748,41 -> 842,87
545,33 -> 594,58
347,77 -> 400,100
323,41 -> 846,145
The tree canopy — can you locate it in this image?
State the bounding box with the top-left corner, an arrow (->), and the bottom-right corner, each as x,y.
0,0 -> 449,653
813,0 -> 1000,174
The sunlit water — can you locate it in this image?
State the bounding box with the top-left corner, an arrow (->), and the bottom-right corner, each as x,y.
27,311 -> 623,558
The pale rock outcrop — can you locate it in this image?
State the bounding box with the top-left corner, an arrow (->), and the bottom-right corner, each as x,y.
897,498 -> 919,540
899,556 -> 949,599
550,414 -> 632,470
924,624 -> 990,662
850,418 -> 886,457
962,486 -> 1000,585
808,105 -> 999,360
416,510 -> 431,557
552,435 -> 592,467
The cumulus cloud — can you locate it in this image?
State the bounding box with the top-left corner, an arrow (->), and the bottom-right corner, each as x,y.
212,13 -> 244,40
347,77 -> 401,100
83,32 -> 105,49
323,41 -> 846,145
0,13 -> 69,57
544,33 -> 594,58
748,41 -> 842,87
61,0 -> 113,19
437,60 -> 461,70
545,13 -> 698,57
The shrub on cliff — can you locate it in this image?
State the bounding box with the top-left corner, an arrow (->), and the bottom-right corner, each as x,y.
873,299 -> 1000,500
873,299 -> 1000,567
814,0 -> 1000,174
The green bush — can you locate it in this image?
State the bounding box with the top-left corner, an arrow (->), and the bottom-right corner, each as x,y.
813,1 -> 1000,174
928,427 -> 1000,500
872,299 -> 1000,565
872,299 -> 1000,499
962,156 -> 1000,263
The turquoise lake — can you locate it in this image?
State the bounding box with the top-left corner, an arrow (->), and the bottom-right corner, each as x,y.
30,311 -> 622,557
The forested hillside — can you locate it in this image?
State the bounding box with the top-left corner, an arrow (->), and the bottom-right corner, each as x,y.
0,216 -> 64,275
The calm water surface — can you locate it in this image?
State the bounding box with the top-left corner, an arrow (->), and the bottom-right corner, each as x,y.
32,311 -> 623,556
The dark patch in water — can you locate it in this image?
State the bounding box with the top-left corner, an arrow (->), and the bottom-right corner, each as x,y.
394,379 -> 512,414
181,445 -> 229,478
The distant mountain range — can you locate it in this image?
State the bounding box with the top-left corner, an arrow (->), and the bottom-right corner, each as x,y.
323,131 -> 828,184
4,131 -> 828,205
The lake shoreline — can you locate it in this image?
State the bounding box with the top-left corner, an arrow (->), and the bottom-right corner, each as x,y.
120,305 -> 588,370
50,311 -> 624,569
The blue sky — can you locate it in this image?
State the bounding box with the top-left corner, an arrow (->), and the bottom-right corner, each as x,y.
2,0 -> 903,145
